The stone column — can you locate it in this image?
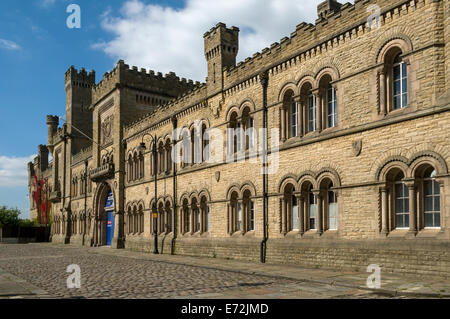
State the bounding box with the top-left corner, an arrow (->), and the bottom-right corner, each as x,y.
315,92 -> 322,132
437,180 -> 445,229
379,68 -> 387,115
227,204 -> 231,234
321,90 -> 327,130
406,181 -> 417,234
280,106 -> 286,142
298,195 -> 305,235
281,197 -> 287,235
303,102 -> 308,135
297,99 -> 304,137
314,190 -> 323,235
180,207 -> 184,235
380,186 -> 388,235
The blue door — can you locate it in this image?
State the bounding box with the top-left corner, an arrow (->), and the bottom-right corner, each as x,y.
105,191 -> 115,246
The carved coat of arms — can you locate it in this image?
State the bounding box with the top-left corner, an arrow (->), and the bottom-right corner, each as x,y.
352,139 -> 363,157
101,115 -> 114,145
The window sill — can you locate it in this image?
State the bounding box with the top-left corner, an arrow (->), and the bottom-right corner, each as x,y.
416,228 -> 444,239
302,229 -> 321,238
387,228 -> 414,238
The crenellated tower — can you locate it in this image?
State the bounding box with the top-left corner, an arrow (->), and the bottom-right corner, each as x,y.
64,66 -> 96,154
204,23 -> 239,96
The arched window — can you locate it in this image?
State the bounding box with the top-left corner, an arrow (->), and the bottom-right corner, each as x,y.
228,111 -> 240,155
299,83 -> 316,134
200,196 -> 210,233
133,206 -> 138,234
383,169 -> 410,231
181,199 -> 190,234
133,152 -> 139,181
228,191 -> 241,234
180,130 -> 191,168
394,171 -> 409,229
281,90 -> 299,141
158,202 -> 165,234
127,154 -> 133,182
320,179 -> 338,231
281,183 -> 298,234
319,75 -> 337,129
201,123 -> 210,162
139,152 -> 144,179
165,140 -> 172,174
165,201 -> 172,233
392,53 -> 408,110
158,141 -> 165,174
242,189 -> 255,232
379,46 -> 409,114
415,165 -> 441,229
299,182 -> 318,232
138,205 -> 144,234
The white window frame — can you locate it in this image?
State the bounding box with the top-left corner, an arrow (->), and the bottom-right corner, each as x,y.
392,58 -> 408,110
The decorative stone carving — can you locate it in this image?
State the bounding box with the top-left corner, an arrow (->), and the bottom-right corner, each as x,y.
101,115 -> 114,146
352,139 -> 363,157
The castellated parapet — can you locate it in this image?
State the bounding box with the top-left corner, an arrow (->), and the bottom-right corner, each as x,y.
65,65 -> 96,88
91,60 -> 199,106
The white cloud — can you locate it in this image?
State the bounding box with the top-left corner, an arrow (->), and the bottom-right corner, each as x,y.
94,0 -> 326,81
0,155 -> 36,188
40,0 -> 56,8
0,39 -> 21,51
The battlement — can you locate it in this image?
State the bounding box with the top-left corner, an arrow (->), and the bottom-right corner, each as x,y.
204,22 -> 239,59
92,60 -> 199,106
65,66 -> 96,86
317,0 -> 343,21
124,82 -> 207,138
222,0 -> 412,89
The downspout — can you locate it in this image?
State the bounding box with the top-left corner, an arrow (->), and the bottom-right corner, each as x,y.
83,160 -> 87,246
63,125 -> 70,244
171,116 -> 178,255
260,70 -> 269,264
120,140 -> 127,249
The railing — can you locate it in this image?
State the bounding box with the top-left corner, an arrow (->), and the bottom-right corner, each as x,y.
90,163 -> 115,182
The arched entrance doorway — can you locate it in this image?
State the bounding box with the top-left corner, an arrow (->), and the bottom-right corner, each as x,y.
93,183 -> 115,246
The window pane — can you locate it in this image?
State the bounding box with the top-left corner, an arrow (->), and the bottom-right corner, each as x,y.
402,93 -> 407,108
292,205 -> 299,230
394,80 -> 401,95
329,203 -> 338,230
393,65 -> 400,79
435,195 -> 440,211
425,196 -> 433,212
424,213 -> 433,228
425,181 -> 432,195
434,213 -> 441,227
396,214 -> 403,228
394,96 -> 401,109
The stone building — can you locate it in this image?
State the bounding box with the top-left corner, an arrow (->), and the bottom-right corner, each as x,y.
28,0 -> 450,277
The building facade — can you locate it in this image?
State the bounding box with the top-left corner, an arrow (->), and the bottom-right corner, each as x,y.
29,0 -> 450,277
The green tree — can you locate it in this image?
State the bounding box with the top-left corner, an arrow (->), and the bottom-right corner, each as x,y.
18,219 -> 39,228
0,206 -> 21,227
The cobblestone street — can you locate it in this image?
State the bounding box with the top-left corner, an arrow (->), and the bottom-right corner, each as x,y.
0,244 -> 447,299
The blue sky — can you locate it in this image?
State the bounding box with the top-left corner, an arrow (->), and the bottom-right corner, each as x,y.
0,0 -> 329,219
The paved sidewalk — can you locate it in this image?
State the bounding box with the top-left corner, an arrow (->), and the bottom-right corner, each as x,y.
85,245 -> 450,298
0,243 -> 449,299
0,267 -> 49,299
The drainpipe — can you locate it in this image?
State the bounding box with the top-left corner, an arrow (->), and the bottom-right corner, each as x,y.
119,140 -> 127,249
171,116 -> 178,255
83,160 -> 87,246
62,126 -> 70,244
260,70 -> 269,264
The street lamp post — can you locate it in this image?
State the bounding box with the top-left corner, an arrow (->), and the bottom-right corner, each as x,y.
138,133 -> 159,254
